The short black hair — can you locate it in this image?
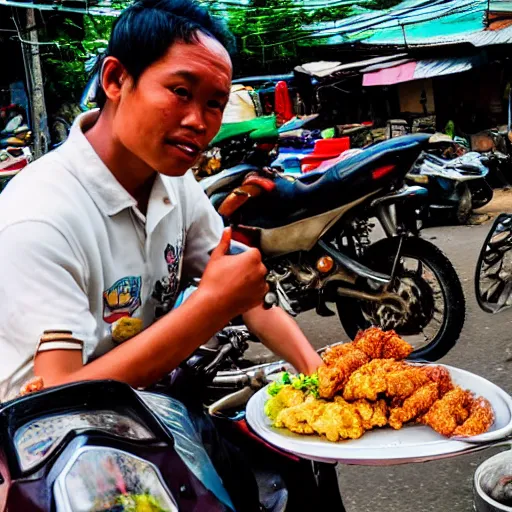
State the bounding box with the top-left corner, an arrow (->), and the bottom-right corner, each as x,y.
93,0 -> 235,108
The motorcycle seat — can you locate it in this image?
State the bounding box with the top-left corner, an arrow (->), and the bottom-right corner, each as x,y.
241,134 -> 431,229
201,164 -> 259,196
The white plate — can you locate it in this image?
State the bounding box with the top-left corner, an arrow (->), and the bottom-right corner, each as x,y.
246,364 -> 512,465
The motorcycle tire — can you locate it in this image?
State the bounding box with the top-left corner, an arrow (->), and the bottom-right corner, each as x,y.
470,180 -> 494,210
336,237 -> 466,361
456,183 -> 473,225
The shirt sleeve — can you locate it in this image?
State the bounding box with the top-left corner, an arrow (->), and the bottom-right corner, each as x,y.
182,171 -> 224,279
0,220 -> 97,384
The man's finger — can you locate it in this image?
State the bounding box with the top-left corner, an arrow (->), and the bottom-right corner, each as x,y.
210,227 -> 232,260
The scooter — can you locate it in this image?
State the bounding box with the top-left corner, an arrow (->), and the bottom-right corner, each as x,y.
406,150 -> 493,225
0,335 -> 345,512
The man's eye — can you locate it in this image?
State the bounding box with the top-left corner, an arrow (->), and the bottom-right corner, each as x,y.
207,100 -> 224,110
173,87 -> 190,98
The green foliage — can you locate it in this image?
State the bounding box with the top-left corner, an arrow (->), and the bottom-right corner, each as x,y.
40,14 -> 114,109
39,0 -> 405,107
226,0 -> 306,69
222,0 -> 355,73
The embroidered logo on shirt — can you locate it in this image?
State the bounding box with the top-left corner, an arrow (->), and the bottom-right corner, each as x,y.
103,276 -> 142,324
152,237 -> 184,319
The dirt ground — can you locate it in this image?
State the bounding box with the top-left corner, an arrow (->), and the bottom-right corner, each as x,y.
471,187 -> 512,224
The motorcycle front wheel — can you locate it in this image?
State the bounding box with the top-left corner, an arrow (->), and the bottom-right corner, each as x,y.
336,237 -> 466,361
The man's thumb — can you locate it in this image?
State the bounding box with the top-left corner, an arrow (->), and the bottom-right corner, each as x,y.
211,227 -> 232,259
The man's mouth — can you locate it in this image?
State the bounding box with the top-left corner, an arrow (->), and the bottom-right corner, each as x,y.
166,139 -> 201,159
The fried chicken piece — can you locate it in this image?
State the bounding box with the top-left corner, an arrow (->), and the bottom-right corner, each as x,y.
264,385 -> 305,421
343,369 -> 387,401
318,348 -> 369,399
275,396 -> 365,441
452,397 -> 495,437
321,343 -> 360,366
342,359 -> 410,401
389,382 -> 439,430
422,387 -> 472,436
381,331 -> 414,360
348,398 -> 388,430
353,327 -> 413,360
278,386 -> 306,408
19,376 -> 44,396
275,401 -> 318,435
421,366 -> 454,396
309,399 -> 365,441
386,368 -> 431,400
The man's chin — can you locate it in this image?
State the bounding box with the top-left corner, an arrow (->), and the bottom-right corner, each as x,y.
156,165 -> 192,177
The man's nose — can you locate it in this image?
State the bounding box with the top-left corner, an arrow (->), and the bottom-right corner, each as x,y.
181,104 -> 207,134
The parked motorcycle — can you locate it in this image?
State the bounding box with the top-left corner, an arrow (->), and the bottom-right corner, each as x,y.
406,149 -> 493,224
0,332 -> 345,512
203,133 -> 466,361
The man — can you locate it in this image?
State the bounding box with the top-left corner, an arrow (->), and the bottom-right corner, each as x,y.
0,0 -> 322,401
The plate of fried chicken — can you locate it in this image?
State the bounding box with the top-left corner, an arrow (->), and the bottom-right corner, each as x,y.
246,327 -> 512,465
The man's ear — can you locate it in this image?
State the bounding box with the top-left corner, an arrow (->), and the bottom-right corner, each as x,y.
101,56 -> 129,103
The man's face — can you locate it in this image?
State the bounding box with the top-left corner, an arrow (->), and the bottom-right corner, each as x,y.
112,32 -> 232,176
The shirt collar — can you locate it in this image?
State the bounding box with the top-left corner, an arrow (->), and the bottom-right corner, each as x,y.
57,109 -> 138,217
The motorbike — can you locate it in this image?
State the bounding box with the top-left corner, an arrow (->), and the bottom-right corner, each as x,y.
0,379 -> 239,511
406,149 -> 493,225
202,133 -> 466,362
0,334 -> 345,512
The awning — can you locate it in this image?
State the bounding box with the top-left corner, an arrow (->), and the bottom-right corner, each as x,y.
300,0 -> 512,49
362,55 -> 484,86
295,54 -> 408,79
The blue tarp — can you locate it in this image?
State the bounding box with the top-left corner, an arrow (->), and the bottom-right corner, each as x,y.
301,0 -> 512,48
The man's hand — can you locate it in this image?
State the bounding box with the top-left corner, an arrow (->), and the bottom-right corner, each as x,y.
200,227 -> 268,318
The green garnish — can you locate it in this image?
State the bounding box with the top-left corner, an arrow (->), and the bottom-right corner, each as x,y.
268,371 -> 319,398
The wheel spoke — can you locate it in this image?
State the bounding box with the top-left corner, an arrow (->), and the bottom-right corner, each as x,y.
416,260 -> 424,279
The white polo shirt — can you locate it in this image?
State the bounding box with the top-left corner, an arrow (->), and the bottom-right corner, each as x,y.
0,110 -> 223,401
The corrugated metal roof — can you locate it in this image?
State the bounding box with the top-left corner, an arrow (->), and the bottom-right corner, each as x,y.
295,54 -> 408,77
490,0 -> 512,13
301,0 -> 512,48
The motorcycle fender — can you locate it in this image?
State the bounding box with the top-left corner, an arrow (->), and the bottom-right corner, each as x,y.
371,186 -> 428,209
259,192 -> 378,257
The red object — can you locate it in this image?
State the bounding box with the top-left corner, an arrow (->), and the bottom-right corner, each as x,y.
232,226 -> 260,248
0,160 -> 27,172
372,165 -> 396,180
274,81 -> 294,124
234,419 -> 300,462
242,174 -> 276,192
301,137 -> 351,173
255,142 -> 276,152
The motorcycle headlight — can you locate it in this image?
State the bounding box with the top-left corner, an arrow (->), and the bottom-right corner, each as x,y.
53,446 -> 178,512
14,410 -> 155,471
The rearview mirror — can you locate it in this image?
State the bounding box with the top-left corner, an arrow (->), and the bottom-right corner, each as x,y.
475,213 -> 512,314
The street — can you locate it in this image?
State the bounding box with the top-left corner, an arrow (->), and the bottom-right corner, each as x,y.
252,220 -> 512,511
